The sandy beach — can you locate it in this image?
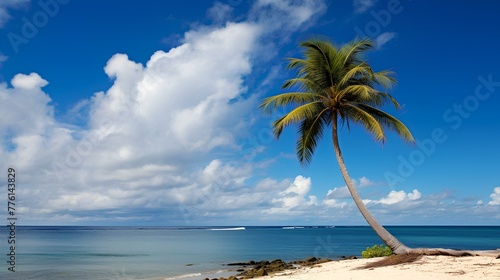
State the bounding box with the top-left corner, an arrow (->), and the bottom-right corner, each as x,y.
258,256 -> 500,280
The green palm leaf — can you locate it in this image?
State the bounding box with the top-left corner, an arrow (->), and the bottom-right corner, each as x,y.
272,101 -> 325,138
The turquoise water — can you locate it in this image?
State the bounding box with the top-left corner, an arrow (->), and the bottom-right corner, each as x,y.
0,226 -> 498,279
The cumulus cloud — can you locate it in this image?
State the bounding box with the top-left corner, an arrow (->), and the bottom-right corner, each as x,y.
379,190 -> 406,204
488,187 -> 500,205
0,73 -> 53,139
323,197 -> 347,208
327,187 -> 350,199
365,189 -> 422,205
0,0 -> 29,27
358,176 -> 378,188
11,72 -> 49,89
407,189 -> 422,200
0,0 -> 327,225
270,176 -> 317,210
282,175 -> 311,196
353,0 -> 375,14
86,21 -> 259,166
16,19 -> 261,221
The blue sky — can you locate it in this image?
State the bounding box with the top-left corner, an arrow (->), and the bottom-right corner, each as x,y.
0,0 -> 499,226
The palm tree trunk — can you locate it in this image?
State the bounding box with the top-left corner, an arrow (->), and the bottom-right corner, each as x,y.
331,114 -> 410,254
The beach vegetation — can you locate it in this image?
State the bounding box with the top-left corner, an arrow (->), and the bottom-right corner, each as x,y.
362,244 -> 393,258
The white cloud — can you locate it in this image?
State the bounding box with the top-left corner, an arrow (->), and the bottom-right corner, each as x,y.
0,54 -> 8,62
252,0 -> 326,32
0,73 -> 53,140
268,175 -> 317,212
282,175 -> 311,196
375,32 -> 396,49
0,0 -> 327,225
323,198 -> 347,208
367,189 -> 422,205
11,72 -> 49,89
379,190 -> 407,204
358,176 -> 377,188
326,177 -> 379,200
86,21 -> 260,169
201,159 -> 252,188
353,0 -> 375,14
407,189 -> 422,200
488,187 -> 500,205
0,0 -> 29,27
207,2 -> 234,23
327,187 -> 350,199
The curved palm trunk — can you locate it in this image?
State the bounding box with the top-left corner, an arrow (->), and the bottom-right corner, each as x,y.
331,115 -> 410,254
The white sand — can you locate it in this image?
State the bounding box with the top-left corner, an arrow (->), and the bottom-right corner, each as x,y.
259,256 -> 500,280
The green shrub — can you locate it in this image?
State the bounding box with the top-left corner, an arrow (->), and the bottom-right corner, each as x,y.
361,244 -> 393,258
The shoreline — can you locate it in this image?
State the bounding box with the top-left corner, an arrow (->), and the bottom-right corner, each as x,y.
255,255 -> 500,280
165,254 -> 500,280
162,257 -> 337,280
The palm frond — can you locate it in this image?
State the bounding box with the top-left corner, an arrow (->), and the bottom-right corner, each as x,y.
341,38 -> 373,66
337,85 -> 378,104
272,101 -> 325,138
343,103 -> 386,142
337,62 -> 374,88
373,69 -> 396,85
301,40 -> 336,88
296,109 -> 330,165
282,78 -> 324,93
260,92 -> 325,114
353,103 -> 415,143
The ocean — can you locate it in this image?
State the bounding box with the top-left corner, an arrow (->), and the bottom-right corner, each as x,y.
0,226 -> 498,279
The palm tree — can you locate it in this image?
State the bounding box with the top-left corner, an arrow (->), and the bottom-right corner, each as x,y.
260,37 -> 414,254
261,37 -> 500,257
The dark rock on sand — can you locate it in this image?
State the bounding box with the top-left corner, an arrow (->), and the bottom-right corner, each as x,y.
254,260 -> 270,268
290,256 -> 331,266
219,277 -> 234,280
256,268 -> 267,277
306,257 -> 317,263
230,256 -> 331,279
227,260 -> 256,266
341,255 -> 358,260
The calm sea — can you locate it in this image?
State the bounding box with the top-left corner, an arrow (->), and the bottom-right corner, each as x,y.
0,226 -> 498,280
